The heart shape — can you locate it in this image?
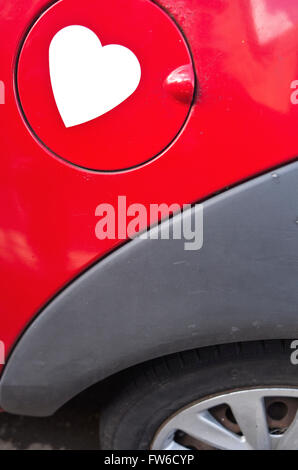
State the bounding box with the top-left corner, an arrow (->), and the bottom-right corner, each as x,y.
49,25 -> 141,128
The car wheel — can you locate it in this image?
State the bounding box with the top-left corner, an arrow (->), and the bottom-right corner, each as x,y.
99,340 -> 298,450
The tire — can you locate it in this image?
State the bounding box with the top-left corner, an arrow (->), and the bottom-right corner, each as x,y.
99,340 -> 298,450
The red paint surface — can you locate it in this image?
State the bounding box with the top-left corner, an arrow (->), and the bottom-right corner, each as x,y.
17,0 -> 193,171
1,0 -> 298,370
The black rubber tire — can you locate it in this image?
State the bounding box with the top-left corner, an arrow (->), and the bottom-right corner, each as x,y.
99,340 -> 298,450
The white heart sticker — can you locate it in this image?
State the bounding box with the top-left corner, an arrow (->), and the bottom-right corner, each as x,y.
49,25 -> 141,128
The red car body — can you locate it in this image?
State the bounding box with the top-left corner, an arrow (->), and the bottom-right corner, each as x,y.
0,0 -> 298,428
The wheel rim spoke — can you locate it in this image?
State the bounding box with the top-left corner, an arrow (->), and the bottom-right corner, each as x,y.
276,410 -> 298,450
177,410 -> 250,450
163,441 -> 190,451
228,394 -> 271,450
